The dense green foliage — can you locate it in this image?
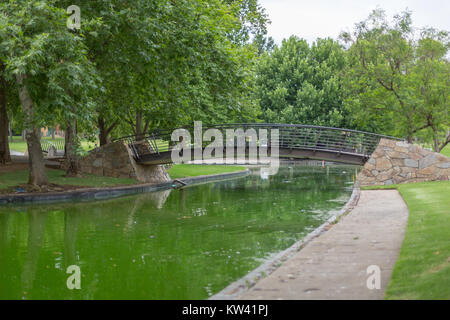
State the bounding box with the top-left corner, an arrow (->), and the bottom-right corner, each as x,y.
0,0 -> 268,184
255,36 -> 349,127
341,9 -> 449,150
0,0 -> 99,130
254,9 -> 448,152
54,0 -> 265,141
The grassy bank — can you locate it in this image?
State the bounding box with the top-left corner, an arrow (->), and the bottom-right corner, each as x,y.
0,164 -> 246,191
0,169 -> 139,190
167,164 -> 246,179
362,181 -> 450,299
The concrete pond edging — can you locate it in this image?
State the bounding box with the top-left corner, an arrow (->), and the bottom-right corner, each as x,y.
0,169 -> 250,205
209,184 -> 361,300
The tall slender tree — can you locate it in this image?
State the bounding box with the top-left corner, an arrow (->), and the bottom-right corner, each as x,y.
341,9 -> 449,150
0,1 -> 99,185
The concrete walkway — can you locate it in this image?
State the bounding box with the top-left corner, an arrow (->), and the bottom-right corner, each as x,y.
240,190 -> 409,300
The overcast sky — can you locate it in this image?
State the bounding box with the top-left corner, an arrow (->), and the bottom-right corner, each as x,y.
259,0 -> 450,44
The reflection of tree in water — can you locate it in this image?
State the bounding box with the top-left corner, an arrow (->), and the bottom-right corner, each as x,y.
0,213 -> 9,249
144,189 -> 172,210
0,213 -> 10,287
21,209 -> 48,296
124,189 -> 172,232
0,165 -> 358,299
64,211 -> 79,266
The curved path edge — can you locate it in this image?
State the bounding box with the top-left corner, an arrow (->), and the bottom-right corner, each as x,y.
0,169 -> 250,205
239,189 -> 409,300
209,185 -> 361,300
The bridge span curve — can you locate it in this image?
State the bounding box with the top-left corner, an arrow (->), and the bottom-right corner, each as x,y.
117,124 -> 402,166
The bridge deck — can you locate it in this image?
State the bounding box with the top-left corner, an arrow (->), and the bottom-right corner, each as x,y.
136,147 -> 367,165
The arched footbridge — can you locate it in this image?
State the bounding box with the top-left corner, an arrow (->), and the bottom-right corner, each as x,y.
117,124 -> 401,166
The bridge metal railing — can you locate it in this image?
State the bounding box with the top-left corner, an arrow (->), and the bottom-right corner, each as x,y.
117,123 -> 402,163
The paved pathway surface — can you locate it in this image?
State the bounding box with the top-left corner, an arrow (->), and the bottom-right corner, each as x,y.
240,190 -> 409,300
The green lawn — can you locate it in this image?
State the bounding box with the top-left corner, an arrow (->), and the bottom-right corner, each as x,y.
0,164 -> 246,190
8,136 -> 97,153
441,145 -> 450,157
167,164 -> 246,179
0,169 -> 139,190
363,181 -> 450,299
8,136 -> 33,153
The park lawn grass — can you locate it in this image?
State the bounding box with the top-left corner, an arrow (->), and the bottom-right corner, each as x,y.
9,136 -> 97,153
0,164 -> 246,190
168,164 -> 246,179
8,136 -> 34,153
0,169 -> 139,190
441,145 -> 450,157
362,181 -> 450,299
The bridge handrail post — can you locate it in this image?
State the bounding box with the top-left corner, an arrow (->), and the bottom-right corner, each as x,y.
128,137 -> 140,160
151,133 -> 159,155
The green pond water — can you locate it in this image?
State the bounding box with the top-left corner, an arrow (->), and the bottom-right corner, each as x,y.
0,165 -> 357,300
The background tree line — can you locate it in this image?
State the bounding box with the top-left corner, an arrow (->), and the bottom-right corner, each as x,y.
257,9 -> 449,152
0,2 -> 448,187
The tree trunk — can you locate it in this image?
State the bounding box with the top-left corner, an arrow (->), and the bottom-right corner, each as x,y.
51,127 -> 55,140
98,117 -> 108,146
98,117 -> 117,146
134,111 -> 150,141
9,123 -> 13,143
433,137 -> 439,153
135,111 -> 144,141
15,73 -> 48,186
65,119 -> 80,177
434,130 -> 449,153
0,73 -> 11,164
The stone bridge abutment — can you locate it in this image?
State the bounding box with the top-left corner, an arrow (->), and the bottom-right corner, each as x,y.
357,139 -> 450,186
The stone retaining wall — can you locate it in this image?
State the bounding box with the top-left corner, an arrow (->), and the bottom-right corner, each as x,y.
79,141 -> 170,184
357,138 -> 450,186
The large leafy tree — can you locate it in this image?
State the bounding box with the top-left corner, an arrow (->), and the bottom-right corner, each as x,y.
255,36 -> 348,127
54,0 -> 154,143
124,0 -> 259,132
0,0 -> 99,184
409,30 -> 449,151
341,9 -> 449,151
56,0 -> 261,145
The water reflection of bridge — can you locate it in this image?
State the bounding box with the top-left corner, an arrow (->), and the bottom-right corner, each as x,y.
118,124 -> 401,166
